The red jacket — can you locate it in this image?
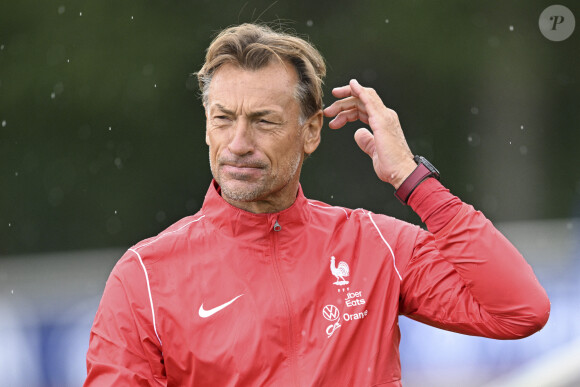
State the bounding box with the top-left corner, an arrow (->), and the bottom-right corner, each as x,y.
85,179 -> 549,386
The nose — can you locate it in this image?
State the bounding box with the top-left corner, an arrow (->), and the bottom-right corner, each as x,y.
227,118 -> 254,156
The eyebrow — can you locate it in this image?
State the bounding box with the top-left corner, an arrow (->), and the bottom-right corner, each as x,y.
213,104 -> 235,116
213,104 -> 281,120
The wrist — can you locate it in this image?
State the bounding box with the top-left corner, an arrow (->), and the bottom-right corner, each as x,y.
391,160 -> 418,190
394,156 -> 440,205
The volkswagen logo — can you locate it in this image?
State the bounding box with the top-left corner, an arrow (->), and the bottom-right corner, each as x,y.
322,305 -> 340,321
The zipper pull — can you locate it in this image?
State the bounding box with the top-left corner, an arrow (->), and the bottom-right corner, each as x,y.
273,219 -> 282,232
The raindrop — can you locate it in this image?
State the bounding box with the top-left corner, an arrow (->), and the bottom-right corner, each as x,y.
11,290 -> 14,294
79,11 -> 82,16
306,20 -> 313,27
108,126 -> 112,131
0,44 -> 4,50
8,222 -> 11,227
385,19 -> 389,23
509,25 -> 514,31
520,125 -> 524,130
131,16 -> 134,20
470,107 -> 479,115
509,141 -> 512,145
330,195 -> 334,199
114,210 -> 118,215
58,5 -> 65,14
467,133 -> 480,147
154,83 -> 157,88
15,171 -> 18,177
66,59 -> 70,63
1,120 -> 6,127
114,157 -> 123,169
51,92 -> 56,99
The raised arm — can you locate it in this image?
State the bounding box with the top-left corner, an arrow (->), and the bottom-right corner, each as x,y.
400,178 -> 550,338
324,80 -> 550,338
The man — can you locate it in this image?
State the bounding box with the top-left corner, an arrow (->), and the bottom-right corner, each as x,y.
85,23 -> 549,386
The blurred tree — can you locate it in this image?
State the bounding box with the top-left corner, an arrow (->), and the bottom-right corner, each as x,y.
1,0 -> 578,255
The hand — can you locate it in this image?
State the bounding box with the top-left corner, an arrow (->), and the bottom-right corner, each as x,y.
323,79 -> 417,189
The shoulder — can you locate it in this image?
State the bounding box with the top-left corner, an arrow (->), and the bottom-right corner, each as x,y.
124,210 -> 208,263
306,198 -> 407,228
307,197 -> 422,246
306,198 -> 359,221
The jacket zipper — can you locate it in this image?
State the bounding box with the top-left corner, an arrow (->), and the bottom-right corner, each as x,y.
270,217 -> 299,386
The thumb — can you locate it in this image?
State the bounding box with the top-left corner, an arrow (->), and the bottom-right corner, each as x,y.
354,128 -> 375,158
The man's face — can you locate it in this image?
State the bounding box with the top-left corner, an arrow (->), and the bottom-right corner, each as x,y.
205,61 -> 320,209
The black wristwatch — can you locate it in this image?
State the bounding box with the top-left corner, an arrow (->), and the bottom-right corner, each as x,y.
394,156 -> 440,205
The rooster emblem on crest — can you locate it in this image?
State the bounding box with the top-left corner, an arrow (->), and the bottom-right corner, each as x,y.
330,256 -> 349,285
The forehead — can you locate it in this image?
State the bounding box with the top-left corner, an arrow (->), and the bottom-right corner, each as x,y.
207,61 -> 299,110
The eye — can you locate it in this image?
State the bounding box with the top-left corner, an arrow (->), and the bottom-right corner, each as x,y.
213,115 -> 232,125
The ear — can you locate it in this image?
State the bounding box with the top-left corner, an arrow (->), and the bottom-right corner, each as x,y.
302,110 -> 323,155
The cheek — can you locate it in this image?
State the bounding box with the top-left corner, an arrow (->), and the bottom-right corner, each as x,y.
206,130 -> 223,156
270,140 -> 302,169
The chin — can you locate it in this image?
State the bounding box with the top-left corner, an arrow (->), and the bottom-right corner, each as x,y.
219,179 -> 268,202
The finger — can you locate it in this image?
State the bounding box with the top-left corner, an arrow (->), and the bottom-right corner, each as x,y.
324,96 -> 366,117
331,84 -> 354,99
348,79 -> 385,118
354,128 -> 376,158
328,108 -> 369,129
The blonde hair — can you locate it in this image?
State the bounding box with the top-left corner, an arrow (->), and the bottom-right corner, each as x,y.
196,23 -> 326,123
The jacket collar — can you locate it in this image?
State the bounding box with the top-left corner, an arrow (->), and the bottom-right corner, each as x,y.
201,180 -> 311,238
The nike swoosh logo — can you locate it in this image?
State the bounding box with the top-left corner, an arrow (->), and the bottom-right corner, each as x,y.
198,294 -> 244,318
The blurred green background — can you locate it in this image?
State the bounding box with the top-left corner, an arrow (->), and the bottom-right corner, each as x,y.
1,0 -> 578,255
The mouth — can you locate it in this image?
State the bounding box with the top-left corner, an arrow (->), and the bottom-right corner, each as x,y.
220,163 -> 265,180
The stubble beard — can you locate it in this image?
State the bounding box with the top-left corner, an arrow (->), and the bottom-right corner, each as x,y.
210,151 -> 302,203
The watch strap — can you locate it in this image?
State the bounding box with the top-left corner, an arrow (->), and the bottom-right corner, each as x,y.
394,163 -> 434,205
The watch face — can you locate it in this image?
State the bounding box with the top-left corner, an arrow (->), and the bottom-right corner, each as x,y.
415,156 -> 440,178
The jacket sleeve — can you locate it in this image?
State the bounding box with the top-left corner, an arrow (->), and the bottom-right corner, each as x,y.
85,253 -> 167,386
398,178 -> 550,339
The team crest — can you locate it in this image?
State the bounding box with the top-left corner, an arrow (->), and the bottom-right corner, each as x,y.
330,256 -> 349,285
